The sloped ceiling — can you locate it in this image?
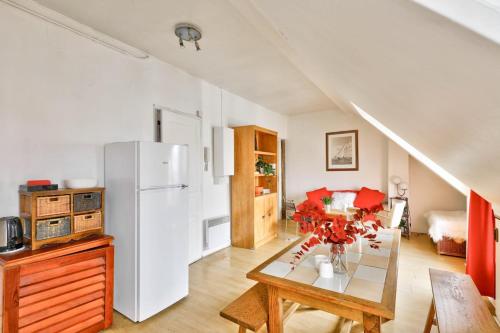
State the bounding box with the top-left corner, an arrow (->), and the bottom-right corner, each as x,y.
247,0 -> 500,204
31,0 -> 500,204
33,0 -> 335,115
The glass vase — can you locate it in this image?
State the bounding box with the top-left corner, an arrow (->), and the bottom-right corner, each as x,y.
330,243 -> 348,274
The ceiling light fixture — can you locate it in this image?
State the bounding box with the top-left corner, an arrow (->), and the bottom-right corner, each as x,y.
174,23 -> 202,51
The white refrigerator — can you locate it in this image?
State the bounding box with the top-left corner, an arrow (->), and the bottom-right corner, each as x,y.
105,141 -> 189,322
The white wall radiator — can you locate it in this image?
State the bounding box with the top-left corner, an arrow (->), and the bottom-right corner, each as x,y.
203,215 -> 231,257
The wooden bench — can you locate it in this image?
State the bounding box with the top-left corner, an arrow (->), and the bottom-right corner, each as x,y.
220,283 -> 299,332
424,268 -> 500,333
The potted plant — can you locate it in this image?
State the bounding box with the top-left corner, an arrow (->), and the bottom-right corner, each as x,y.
255,156 -> 275,176
322,196 -> 333,212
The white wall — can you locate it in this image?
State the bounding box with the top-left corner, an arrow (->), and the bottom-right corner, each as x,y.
286,109 -> 388,202
409,157 -> 467,233
387,141 -> 410,199
0,3 -> 287,220
201,83 -> 287,220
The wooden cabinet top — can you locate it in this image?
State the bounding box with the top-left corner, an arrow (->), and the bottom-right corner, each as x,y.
0,234 -> 113,268
19,187 -> 105,197
232,125 -> 277,136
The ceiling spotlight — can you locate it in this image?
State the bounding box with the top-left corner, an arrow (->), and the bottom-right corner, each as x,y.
175,23 -> 202,51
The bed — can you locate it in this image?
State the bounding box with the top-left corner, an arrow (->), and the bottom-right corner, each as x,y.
425,210 -> 467,258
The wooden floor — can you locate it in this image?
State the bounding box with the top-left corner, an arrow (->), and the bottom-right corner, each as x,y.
106,222 -> 465,333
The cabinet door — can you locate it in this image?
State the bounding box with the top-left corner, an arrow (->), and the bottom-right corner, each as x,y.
254,197 -> 266,243
265,195 -> 277,236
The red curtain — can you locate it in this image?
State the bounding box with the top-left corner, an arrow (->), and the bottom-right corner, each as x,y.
466,190 -> 495,297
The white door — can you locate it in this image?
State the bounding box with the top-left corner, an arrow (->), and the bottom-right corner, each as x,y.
138,187 -> 189,321
161,110 -> 203,264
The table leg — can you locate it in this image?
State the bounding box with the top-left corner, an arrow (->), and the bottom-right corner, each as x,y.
363,313 -> 381,333
267,285 -> 283,333
423,299 -> 435,333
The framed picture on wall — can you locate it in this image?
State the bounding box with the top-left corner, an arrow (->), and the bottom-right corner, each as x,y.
325,130 -> 359,171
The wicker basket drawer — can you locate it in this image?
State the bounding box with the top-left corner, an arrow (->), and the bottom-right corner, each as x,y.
74,212 -> 102,233
37,195 -> 70,217
36,217 -> 71,241
74,192 -> 101,213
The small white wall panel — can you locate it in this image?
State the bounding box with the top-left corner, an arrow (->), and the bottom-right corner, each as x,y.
213,127 -> 234,177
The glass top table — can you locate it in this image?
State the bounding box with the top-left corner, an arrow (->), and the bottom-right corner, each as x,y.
247,228 -> 401,333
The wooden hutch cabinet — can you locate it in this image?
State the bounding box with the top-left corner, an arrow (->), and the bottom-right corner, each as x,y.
231,125 -> 278,249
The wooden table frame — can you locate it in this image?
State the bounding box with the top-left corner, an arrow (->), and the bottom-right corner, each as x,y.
247,230 -> 401,333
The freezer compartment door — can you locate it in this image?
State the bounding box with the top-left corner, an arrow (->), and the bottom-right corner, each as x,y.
138,187 -> 189,322
139,142 -> 188,189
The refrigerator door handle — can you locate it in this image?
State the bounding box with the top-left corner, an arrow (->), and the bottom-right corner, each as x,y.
140,185 -> 188,191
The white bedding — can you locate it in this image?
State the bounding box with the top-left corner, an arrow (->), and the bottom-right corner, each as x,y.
425,210 -> 467,243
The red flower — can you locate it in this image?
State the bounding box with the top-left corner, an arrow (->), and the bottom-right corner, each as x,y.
292,200 -> 384,265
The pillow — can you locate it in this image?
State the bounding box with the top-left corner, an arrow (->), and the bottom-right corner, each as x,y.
353,187 -> 385,209
332,192 -> 357,210
306,187 -> 333,208
332,190 -> 358,194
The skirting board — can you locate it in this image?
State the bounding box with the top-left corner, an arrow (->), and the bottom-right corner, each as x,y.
202,242 -> 231,257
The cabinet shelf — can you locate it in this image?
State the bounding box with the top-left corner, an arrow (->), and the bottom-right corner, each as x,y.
255,192 -> 277,198
254,174 -> 276,177
254,151 -> 276,156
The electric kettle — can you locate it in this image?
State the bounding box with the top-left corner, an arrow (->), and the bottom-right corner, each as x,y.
0,217 -> 24,253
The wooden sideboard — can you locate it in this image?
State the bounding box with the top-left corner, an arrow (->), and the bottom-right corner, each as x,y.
0,235 -> 114,332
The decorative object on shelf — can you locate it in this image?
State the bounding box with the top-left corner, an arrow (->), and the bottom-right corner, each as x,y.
19,179 -> 58,192
27,180 -> 51,186
19,187 -> 105,250
255,186 -> 263,196
391,196 -> 411,239
292,200 -> 383,274
262,188 -> 271,195
326,130 -> 359,171
390,175 -> 408,197
255,156 -> 275,175
322,196 -> 333,212
64,178 -> 98,189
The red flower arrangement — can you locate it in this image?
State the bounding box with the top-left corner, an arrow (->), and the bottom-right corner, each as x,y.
292,200 -> 383,264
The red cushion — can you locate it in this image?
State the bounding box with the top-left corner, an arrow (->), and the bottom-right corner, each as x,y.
306,187 -> 333,208
353,187 -> 385,209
